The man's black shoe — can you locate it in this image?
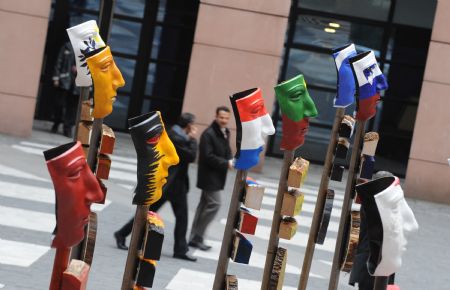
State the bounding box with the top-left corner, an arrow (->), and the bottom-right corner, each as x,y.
173,253 -> 197,262
188,241 -> 212,251
114,232 -> 128,250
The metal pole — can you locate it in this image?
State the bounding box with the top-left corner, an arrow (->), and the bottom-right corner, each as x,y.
327,121 -> 366,290
261,150 -> 295,290
121,205 -> 150,290
213,170 -> 248,290
298,108 -> 345,290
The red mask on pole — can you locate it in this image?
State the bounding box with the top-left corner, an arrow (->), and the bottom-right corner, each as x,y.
44,141 -> 104,248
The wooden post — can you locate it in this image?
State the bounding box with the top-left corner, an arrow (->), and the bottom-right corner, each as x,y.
49,247 -> 70,290
327,120 -> 366,290
121,205 -> 150,290
374,277 -> 388,290
261,150 -> 295,290
73,87 -> 90,141
297,108 -> 344,290
213,170 -> 247,290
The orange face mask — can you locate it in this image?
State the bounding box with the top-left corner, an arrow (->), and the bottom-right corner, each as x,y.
86,46 -> 125,118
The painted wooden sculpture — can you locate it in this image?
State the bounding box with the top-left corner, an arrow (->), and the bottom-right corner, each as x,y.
327,49 -> 389,290
213,88 -> 275,289
121,111 -> 179,290
44,141 -> 104,290
261,74 -> 318,290
299,43 -> 357,290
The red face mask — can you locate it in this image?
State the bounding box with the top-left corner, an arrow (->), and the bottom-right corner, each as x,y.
280,116 -> 309,150
44,141 -> 104,248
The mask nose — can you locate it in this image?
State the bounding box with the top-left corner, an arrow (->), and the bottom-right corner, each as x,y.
112,65 -> 125,90
85,173 -> 105,204
260,114 -> 275,137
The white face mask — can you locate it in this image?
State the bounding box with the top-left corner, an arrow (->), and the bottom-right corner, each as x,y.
66,20 -> 106,87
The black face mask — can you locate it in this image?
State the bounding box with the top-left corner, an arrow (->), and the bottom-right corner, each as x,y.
128,111 -> 164,205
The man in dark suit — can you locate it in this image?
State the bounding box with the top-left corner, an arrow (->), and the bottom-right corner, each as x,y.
114,113 -> 198,261
188,106 -> 233,251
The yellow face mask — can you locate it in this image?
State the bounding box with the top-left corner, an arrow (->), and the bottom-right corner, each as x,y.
86,46 -> 125,118
128,111 -> 179,205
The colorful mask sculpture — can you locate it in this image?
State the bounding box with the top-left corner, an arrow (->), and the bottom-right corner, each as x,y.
67,20 -> 106,87
274,74 -> 318,150
230,88 -> 275,170
85,46 -> 125,118
356,176 -> 418,276
128,111 -> 179,205
44,141 -> 104,248
350,50 -> 388,121
332,43 -> 357,108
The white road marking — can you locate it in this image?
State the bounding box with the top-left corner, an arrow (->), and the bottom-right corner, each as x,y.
20,141 -> 53,149
192,240 -> 324,278
0,205 -> 55,233
11,145 -> 44,156
257,204 -> 341,220
0,239 -> 49,267
264,187 -> 344,201
165,268 -> 299,290
0,164 -> 49,182
111,155 -> 137,164
0,181 -> 111,212
108,169 -> 137,183
118,183 -> 135,190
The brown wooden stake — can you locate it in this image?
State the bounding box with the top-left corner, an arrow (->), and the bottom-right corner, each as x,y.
373,277 -> 388,290
327,120 -> 366,290
213,169 -> 247,290
297,108 -> 344,290
121,205 -> 150,290
73,87 -> 90,141
261,150 -> 295,290
49,247 -> 70,290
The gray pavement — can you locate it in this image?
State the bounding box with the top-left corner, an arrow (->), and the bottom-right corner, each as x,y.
0,120 -> 448,289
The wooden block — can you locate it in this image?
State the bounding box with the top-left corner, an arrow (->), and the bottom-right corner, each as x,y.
279,217 -> 297,240
100,124 -> 115,155
96,154 -> 111,180
361,132 -> 379,156
80,100 -> 93,122
287,157 -> 309,188
61,259 -> 90,290
340,211 -> 360,273
226,275 -> 238,290
231,232 -> 252,264
269,247 -> 287,290
359,154 -> 375,179
338,115 -> 355,138
243,184 -> 265,210
142,212 -> 165,261
335,137 -> 350,159
280,189 -> 304,216
238,207 -> 258,235
330,164 -> 344,182
316,189 -> 334,244
136,258 -> 156,288
96,177 -> 107,204
77,121 -> 92,145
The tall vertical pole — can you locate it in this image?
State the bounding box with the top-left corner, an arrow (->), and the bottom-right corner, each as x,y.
213,170 -> 248,290
298,108 -> 345,290
121,205 -> 150,290
261,150 -> 295,289
327,121 -> 366,290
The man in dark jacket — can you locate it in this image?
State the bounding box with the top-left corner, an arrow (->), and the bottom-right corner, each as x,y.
188,106 -> 233,251
52,41 -> 78,137
114,113 -> 198,261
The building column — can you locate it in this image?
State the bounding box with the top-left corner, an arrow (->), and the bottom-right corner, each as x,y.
182,0 -> 291,165
405,0 -> 450,204
0,0 -> 51,137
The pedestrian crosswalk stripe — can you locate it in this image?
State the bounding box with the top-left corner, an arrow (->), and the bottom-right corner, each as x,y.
258,203 -> 342,220
111,155 -> 137,164
20,141 -> 53,149
0,164 -> 48,182
192,240 -> 324,279
108,169 -> 137,183
0,239 -> 49,267
118,183 -> 134,190
262,194 -> 343,209
165,268 -> 298,290
11,144 -> 44,156
0,205 -> 55,233
263,187 -> 344,201
0,181 -> 111,212
110,161 -> 136,172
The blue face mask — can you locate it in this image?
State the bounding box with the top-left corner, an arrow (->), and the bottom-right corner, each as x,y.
234,147 -> 263,170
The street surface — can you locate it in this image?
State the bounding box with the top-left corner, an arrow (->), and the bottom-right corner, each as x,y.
0,122 -> 448,289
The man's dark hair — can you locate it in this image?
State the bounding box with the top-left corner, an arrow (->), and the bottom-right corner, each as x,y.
177,112 -> 195,128
216,106 -> 230,115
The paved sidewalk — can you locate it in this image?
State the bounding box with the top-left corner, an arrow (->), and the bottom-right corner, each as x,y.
0,121 -> 448,289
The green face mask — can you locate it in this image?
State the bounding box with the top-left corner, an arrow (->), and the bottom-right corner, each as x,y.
274,74 -> 318,122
